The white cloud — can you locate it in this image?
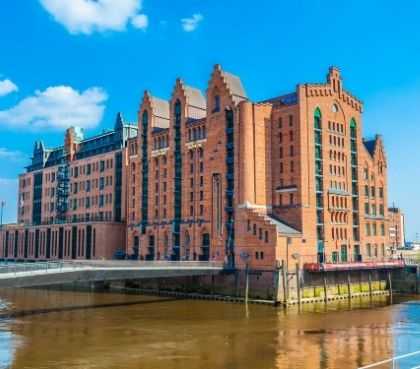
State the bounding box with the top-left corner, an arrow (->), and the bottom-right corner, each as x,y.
0,148 -> 26,162
0,86 -> 107,130
0,79 -> 18,97
181,13 -> 203,32
39,0 -> 148,34
131,14 -> 148,29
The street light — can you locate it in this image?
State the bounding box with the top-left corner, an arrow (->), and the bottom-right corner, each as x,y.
240,251 -> 251,304
0,201 -> 5,229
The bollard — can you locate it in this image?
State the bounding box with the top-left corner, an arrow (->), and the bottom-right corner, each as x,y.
244,264 -> 250,305
296,263 -> 301,306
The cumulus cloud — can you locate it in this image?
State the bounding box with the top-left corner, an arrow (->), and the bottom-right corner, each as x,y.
181,13 -> 203,32
39,0 -> 148,34
0,148 -> 27,162
0,86 -> 107,130
131,13 -> 148,29
0,79 -> 18,97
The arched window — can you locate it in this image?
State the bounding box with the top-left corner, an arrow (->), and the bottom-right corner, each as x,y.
350,118 -> 357,139
314,108 -> 322,129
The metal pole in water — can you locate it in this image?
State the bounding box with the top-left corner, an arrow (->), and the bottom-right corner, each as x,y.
244,263 -> 249,305
347,272 -> 352,301
388,270 -> 393,303
296,263 -> 301,306
323,272 -> 328,304
281,260 -> 287,306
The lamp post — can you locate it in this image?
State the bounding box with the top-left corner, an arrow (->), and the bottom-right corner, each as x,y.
0,201 -> 4,229
240,251 -> 251,304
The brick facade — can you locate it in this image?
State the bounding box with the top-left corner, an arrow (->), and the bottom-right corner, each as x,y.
1,65 -> 396,272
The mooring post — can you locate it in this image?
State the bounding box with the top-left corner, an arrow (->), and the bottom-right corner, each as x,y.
273,261 -> 281,306
323,272 -> 328,304
296,263 -> 301,306
281,260 -> 287,306
245,263 -> 250,304
347,272 -> 352,300
388,270 -> 393,302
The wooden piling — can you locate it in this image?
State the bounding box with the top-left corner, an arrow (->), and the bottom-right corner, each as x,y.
323,273 -> 328,303
282,260 -> 287,305
245,264 -> 250,304
388,270 -> 393,303
296,263 -> 301,306
347,272 -> 352,300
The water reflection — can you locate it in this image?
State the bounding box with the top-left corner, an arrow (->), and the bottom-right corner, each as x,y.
0,289 -> 418,369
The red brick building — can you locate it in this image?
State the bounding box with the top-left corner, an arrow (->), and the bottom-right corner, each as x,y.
126,65 -> 391,271
0,114 -> 136,260
1,65 -> 394,272
388,207 -> 406,250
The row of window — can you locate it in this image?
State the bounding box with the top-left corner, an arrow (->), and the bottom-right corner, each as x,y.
246,220 -> 270,243
278,130 -> 294,143
278,115 -> 294,129
70,159 -> 113,178
70,176 -> 113,194
328,121 -> 345,134
279,145 -> 295,158
71,194 -> 113,210
329,164 -> 346,177
20,177 -> 31,188
365,222 -> 386,237
153,135 -> 169,150
188,126 -> 206,142
364,203 -> 385,216
364,185 -> 384,199
329,150 -> 346,162
329,134 -> 345,148
279,160 -> 295,174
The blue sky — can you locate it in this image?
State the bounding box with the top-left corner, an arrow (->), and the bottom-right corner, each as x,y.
0,0 -> 419,240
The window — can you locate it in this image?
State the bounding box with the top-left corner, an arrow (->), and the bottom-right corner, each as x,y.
290,146 -> 294,156
289,115 -> 293,127
214,95 -> 221,113
100,161 -> 105,172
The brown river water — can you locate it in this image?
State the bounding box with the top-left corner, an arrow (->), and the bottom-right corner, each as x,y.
0,289 -> 419,369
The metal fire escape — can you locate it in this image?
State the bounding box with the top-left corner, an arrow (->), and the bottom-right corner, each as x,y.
56,161 -> 70,223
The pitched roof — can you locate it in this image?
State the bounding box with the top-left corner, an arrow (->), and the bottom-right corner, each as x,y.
221,70 -> 247,99
150,96 -> 170,120
184,85 -> 206,110
363,138 -> 377,157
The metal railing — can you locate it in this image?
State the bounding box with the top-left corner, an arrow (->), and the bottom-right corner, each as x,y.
358,350 -> 420,369
0,260 -> 223,276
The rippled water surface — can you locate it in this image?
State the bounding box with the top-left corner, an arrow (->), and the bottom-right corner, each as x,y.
0,289 -> 419,369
